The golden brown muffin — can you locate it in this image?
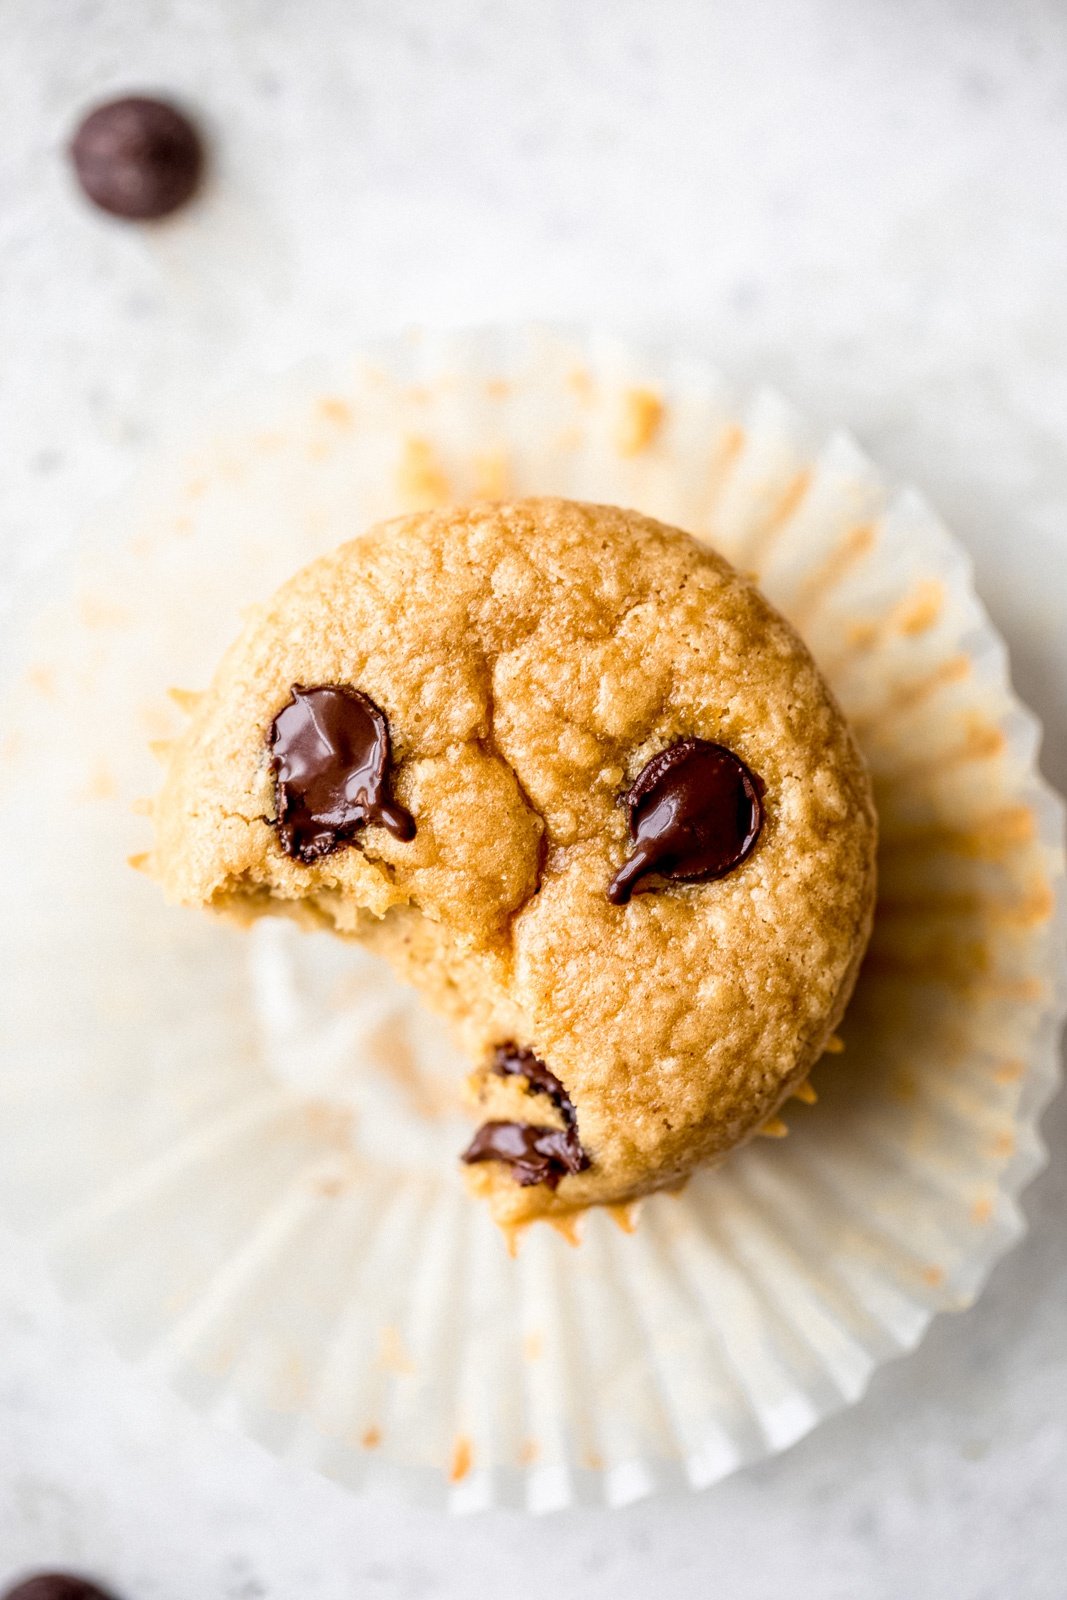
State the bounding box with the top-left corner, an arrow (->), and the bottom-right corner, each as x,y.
152,498 -> 877,1226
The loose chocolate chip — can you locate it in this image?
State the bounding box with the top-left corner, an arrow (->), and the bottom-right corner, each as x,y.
269,684 -> 415,864
2,1577 -> 120,1600
69,95 -> 203,220
462,1120 -> 589,1189
463,1043 -> 591,1188
607,737 -> 763,905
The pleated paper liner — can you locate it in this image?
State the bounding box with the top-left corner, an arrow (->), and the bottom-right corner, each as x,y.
0,328 -> 1062,1512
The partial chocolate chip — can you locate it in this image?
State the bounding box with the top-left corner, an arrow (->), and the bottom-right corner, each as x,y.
2,1577 -> 120,1600
70,95 -> 203,220
269,684 -> 415,864
607,737 -> 763,905
491,1042 -> 576,1122
462,1120 -> 589,1189
463,1042 -> 591,1188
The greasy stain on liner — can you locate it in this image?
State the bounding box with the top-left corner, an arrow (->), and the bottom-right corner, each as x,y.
269,684 -> 415,863
607,737 -> 763,905
462,1043 -> 590,1189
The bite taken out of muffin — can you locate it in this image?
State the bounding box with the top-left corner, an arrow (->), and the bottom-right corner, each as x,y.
151,498 -> 877,1227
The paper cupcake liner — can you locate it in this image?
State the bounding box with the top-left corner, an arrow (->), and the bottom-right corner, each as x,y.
0,326 -> 1063,1512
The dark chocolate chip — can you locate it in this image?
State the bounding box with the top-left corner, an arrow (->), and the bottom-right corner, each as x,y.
69,95 -> 203,220
462,1120 -> 589,1189
2,1576 -> 120,1600
463,1043 -> 591,1188
607,737 -> 763,905
269,684 -> 415,864
491,1042 -> 577,1124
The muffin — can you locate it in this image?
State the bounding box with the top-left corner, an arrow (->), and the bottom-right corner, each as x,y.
152,497 -> 877,1226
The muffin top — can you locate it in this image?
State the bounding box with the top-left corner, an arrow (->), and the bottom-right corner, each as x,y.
153,498 -> 877,1224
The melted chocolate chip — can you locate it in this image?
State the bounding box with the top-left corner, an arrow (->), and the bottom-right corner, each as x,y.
491,1042 -> 576,1120
463,1042 -> 591,1188
269,684 -> 415,864
462,1120 -> 588,1189
607,737 -> 763,905
70,96 -> 203,220
2,1578 -> 120,1600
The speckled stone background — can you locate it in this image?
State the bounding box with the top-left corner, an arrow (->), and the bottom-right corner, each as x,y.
1,3 -> 1066,1596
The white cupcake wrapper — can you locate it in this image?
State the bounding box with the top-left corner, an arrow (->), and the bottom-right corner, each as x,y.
0,326 -> 1063,1512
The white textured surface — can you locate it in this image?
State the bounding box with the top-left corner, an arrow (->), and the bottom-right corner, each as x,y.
1,2 -> 1066,1596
